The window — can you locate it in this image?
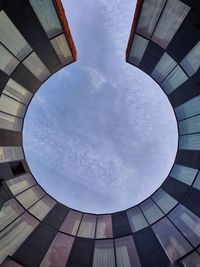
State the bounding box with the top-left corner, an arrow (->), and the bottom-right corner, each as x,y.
0,112 -> 22,132
60,210 -> 82,236
179,133 -> 200,150
175,96 -> 200,121
51,34 -> 73,65
115,236 -> 141,267
168,204 -> 200,247
179,115 -> 200,135
152,217 -> 192,262
152,189 -> 178,214
93,240 -> 115,267
6,173 -> 36,196
193,172 -> 200,190
29,0 -> 62,38
151,0 -> 190,49
95,215 -> 113,239
151,53 -> 177,83
77,214 -> 97,239
180,41 -> 200,77
161,65 -> 188,95
0,259 -> 24,267
128,34 -> 149,66
23,52 -> 50,82
170,164 -> 198,185
0,43 -> 19,75
0,94 -> 26,118
40,233 -> 74,267
0,147 -> 23,163
180,252 -> 200,267
127,207 -> 148,232
140,198 -> 164,224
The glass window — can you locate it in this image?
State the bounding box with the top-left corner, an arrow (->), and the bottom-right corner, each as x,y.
29,0 -> 62,38
0,199 -> 24,232
77,214 -> 96,239
0,43 -> 19,75
3,79 -> 32,105
115,236 -> 141,267
127,207 -> 148,232
152,217 -> 192,262
28,195 -> 56,220
161,65 -> 188,95
175,95 -> 200,121
0,212 -> 39,264
0,11 -> 32,60
6,173 -> 36,196
128,34 -> 149,66
51,34 -> 73,65
0,112 -> 22,132
179,115 -> 200,135
16,185 -> 45,209
23,52 -> 50,82
0,259 -> 24,266
95,215 -> 113,239
60,210 -> 82,236
152,189 -> 178,214
151,53 -> 177,83
40,233 -> 74,267
0,94 -> 26,118
0,147 -> 23,163
180,41 -> 200,77
93,240 -> 115,267
151,0 -> 190,49
170,164 -> 198,185
180,252 -> 200,267
136,0 -> 166,39
193,172 -> 200,190
140,198 -> 164,224
179,133 -> 200,151
168,204 -> 200,247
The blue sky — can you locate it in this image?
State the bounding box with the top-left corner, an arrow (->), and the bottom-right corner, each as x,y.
23,0 -> 178,214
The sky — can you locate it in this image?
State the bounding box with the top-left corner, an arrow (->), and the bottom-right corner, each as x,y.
23,0 -> 178,214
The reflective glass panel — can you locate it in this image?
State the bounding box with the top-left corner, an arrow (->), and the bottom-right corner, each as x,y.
0,112 -> 22,132
175,96 -> 200,121
129,34 -> 149,66
152,189 -> 178,214
77,214 -> 96,239
140,198 -> 164,224
93,240 -> 115,267
179,134 -> 200,150
170,164 -> 198,185
96,215 -> 113,239
0,147 -> 23,163
127,207 -> 148,232
0,43 -> 19,75
60,210 -> 82,236
0,94 -> 26,118
151,0 -> 190,49
180,252 -> 200,267
193,172 -> 200,190
179,115 -> 200,135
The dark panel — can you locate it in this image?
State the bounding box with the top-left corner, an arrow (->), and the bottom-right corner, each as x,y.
20,159 -> 31,173
42,203 -> 69,230
10,161 -> 26,176
112,211 -> 131,237
182,188 -> 200,218
11,64 -> 41,94
0,162 -> 14,181
133,228 -> 170,267
67,238 -> 94,267
0,130 -> 22,146
161,177 -> 190,202
0,70 -> 9,95
0,182 -> 13,206
176,150 -> 200,169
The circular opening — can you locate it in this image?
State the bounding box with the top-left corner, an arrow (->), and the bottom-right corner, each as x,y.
23,1 -> 178,214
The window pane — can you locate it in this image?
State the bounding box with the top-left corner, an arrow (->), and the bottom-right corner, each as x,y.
28,195 -> 56,220
179,115 -> 200,135
175,96 -> 200,121
77,214 -> 96,239
0,147 -> 23,163
6,173 -> 36,196
16,185 -> 45,209
151,53 -> 177,83
23,52 -> 50,82
0,43 -> 19,75
0,94 -> 26,118
0,112 -> 22,132
180,252 -> 200,267
3,79 -> 32,105
152,217 -> 192,262
193,172 -> 200,190
127,207 -> 148,232
0,11 -> 32,60
60,210 -> 82,236
152,189 -> 178,214
128,34 -> 148,66
151,0 -> 190,49
96,215 -> 113,239
0,213 -> 39,264
93,240 -> 115,267
0,199 -> 24,231
140,198 -> 164,224
179,134 -> 200,150
51,34 -> 73,65
168,204 -> 200,246
115,236 -> 141,267
29,0 -> 62,38
40,233 -> 74,267
0,259 -> 24,267
180,41 -> 200,77
161,65 -> 188,95
170,164 -> 198,185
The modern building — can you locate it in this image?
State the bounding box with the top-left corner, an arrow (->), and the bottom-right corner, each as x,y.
0,0 -> 200,266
